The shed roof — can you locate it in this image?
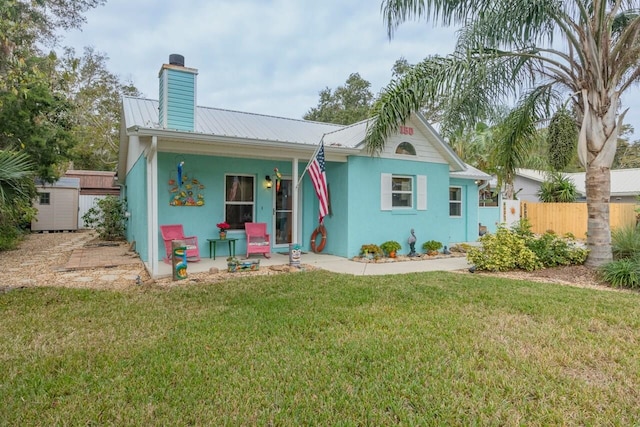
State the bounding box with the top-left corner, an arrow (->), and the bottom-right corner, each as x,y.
64,170 -> 120,195
36,177 -> 80,189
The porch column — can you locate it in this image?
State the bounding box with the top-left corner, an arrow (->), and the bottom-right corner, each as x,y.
146,136 -> 159,277
292,157 -> 299,245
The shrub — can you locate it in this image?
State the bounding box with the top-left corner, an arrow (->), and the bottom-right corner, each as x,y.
360,243 -> 383,257
510,218 -> 534,238
467,227 -> 542,272
525,232 -> 588,267
450,243 -> 471,253
422,240 -> 443,253
0,225 -> 22,251
380,240 -> 401,255
82,196 -> 127,241
611,225 -> 640,260
537,172 -> 577,202
599,258 -> 640,289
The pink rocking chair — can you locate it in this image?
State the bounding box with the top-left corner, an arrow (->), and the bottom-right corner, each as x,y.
160,224 -> 201,263
244,222 -> 271,258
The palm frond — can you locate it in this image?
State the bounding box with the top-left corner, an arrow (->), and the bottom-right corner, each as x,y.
492,85 -> 558,187
366,56 -> 450,154
0,150 -> 36,206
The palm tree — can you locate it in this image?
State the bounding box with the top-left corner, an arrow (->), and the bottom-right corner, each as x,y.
0,150 -> 36,238
367,0 -> 640,267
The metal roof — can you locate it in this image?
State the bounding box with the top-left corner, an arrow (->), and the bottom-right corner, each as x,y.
64,170 -> 120,195
567,168 -> 640,196
35,177 -> 80,189
122,96 -> 488,178
123,96 -> 346,147
517,168 -> 640,196
451,163 -> 492,180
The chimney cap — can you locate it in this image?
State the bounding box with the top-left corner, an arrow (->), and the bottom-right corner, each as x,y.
169,54 -> 184,67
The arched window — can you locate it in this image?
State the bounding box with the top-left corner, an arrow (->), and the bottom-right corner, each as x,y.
395,142 -> 416,155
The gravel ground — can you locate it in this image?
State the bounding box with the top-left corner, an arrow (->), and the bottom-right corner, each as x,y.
0,231 -> 147,291
0,231 -> 315,291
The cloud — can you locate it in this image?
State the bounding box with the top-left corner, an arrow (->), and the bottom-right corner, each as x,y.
59,0 -> 640,139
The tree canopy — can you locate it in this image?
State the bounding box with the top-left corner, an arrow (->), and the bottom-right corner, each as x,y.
368,0 -> 640,266
304,73 -> 374,125
0,0 -> 125,247
60,47 -> 141,170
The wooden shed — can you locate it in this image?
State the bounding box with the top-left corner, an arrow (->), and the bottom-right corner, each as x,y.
31,177 -> 80,231
64,170 -> 120,229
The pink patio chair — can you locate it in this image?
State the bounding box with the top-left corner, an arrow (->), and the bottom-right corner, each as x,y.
245,222 -> 271,258
160,224 -> 200,263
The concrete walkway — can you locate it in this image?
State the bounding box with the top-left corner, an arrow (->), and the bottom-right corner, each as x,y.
155,251 -> 471,277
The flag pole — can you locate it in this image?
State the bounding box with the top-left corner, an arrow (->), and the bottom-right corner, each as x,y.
296,135 -> 325,189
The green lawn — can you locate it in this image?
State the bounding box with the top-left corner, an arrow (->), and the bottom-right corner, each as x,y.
2,271 -> 640,425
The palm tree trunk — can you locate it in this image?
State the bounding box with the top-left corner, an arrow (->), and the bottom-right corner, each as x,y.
578,87 -> 619,267
585,166 -> 612,267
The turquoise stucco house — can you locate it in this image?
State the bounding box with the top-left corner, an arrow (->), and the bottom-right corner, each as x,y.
118,55 -> 491,278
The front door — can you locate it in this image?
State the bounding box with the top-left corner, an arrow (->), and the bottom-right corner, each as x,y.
273,178 -> 292,247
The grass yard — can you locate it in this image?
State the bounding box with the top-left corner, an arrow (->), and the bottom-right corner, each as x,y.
1,270 -> 640,425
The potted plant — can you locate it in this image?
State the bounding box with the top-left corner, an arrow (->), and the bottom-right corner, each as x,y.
360,243 -> 383,259
380,240 -> 402,258
422,240 -> 443,255
216,221 -> 230,239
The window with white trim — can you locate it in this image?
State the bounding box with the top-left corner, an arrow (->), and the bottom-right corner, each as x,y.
449,186 -> 462,216
381,174 -> 427,211
39,192 -> 50,205
392,176 -> 413,208
225,175 -> 254,229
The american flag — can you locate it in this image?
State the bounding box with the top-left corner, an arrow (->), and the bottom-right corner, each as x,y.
308,141 -> 329,223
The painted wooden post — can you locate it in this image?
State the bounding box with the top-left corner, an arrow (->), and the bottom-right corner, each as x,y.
289,243 -> 301,268
171,240 -> 187,281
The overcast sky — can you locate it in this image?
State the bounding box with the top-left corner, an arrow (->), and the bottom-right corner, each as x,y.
59,0 -> 639,140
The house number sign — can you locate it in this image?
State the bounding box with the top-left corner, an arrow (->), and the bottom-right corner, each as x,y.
399,126 -> 414,135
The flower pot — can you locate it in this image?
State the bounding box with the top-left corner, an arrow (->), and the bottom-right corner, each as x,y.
389,251 -> 396,258
219,231 -> 226,239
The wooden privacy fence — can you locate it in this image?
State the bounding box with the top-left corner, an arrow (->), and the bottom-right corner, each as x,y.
521,202 -> 639,238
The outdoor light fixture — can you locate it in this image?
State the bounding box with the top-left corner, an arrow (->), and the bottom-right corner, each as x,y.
265,175 -> 273,189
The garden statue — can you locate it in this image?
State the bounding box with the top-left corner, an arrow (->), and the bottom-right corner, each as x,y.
408,229 -> 417,257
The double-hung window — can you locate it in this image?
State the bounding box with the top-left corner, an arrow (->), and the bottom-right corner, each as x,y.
381,174 -> 427,211
392,176 -> 413,208
225,175 -> 254,229
449,187 -> 462,216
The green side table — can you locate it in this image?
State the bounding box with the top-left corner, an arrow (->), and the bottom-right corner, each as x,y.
207,238 -> 238,260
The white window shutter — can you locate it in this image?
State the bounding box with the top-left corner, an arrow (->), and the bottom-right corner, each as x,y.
417,175 -> 427,210
381,173 -> 392,211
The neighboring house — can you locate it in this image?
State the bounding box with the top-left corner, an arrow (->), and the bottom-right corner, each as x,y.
32,177 -> 80,232
118,55 -> 491,278
515,168 -> 640,203
64,170 -> 120,229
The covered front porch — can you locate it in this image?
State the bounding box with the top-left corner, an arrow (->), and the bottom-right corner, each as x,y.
122,128 -> 358,279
